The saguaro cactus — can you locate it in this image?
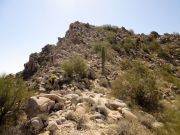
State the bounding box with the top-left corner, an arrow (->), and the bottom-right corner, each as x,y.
101,46 -> 106,75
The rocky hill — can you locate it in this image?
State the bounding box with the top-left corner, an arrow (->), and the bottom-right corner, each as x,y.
17,21 -> 180,135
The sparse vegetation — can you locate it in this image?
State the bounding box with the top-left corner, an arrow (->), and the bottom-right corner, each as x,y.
92,41 -> 109,53
101,46 -> 106,75
111,37 -> 136,53
113,58 -> 180,134
92,41 -> 115,62
112,60 -> 162,111
156,63 -> 180,89
115,120 -> 154,135
122,38 -> 135,52
101,24 -> 119,33
147,40 -> 160,52
154,95 -> 180,135
61,55 -> 88,77
120,58 -> 133,70
141,44 -> 150,53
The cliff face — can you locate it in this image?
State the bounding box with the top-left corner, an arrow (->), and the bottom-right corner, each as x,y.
22,21 -> 180,135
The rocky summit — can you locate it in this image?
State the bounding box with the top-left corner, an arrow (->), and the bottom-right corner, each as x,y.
4,21 -> 180,135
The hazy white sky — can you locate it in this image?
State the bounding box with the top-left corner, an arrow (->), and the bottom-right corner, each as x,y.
0,0 -> 180,73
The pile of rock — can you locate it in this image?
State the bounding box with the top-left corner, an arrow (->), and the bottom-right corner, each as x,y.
26,89 -> 138,134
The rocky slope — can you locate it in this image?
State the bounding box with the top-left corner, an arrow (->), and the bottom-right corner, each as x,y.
22,21 -> 180,135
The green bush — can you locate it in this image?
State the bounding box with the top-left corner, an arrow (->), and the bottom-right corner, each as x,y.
61,60 -> 74,77
112,61 -> 162,111
0,75 -> 32,125
61,55 -> 88,77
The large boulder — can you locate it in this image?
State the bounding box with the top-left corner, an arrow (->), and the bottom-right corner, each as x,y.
26,96 -> 55,118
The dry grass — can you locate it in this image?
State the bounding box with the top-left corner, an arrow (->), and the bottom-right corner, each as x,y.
114,120 -> 154,135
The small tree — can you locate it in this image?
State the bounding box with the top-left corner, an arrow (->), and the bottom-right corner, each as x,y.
0,75 -> 32,125
62,55 -> 88,77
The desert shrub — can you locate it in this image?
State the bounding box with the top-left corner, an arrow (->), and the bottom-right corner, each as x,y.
61,60 -> 74,77
157,45 -> 176,61
92,41 -> 111,53
116,119 -> 154,135
92,41 -> 106,53
120,59 -> 133,70
112,61 -> 162,111
61,55 -> 88,77
0,75 -> 32,125
148,40 -> 160,52
106,31 -> 117,44
156,64 -> 180,89
111,43 -> 121,52
154,95 -> 180,135
158,48 -> 171,61
141,44 -> 150,53
111,39 -> 136,53
92,41 -> 115,62
122,38 -> 135,52
101,24 -> 119,33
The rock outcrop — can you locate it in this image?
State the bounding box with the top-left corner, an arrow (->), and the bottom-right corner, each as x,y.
26,96 -> 55,118
26,89 -> 137,134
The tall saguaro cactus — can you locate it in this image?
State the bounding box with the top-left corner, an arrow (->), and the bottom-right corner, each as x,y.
101,46 -> 106,75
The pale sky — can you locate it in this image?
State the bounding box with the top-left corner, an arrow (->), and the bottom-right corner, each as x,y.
0,0 -> 180,74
